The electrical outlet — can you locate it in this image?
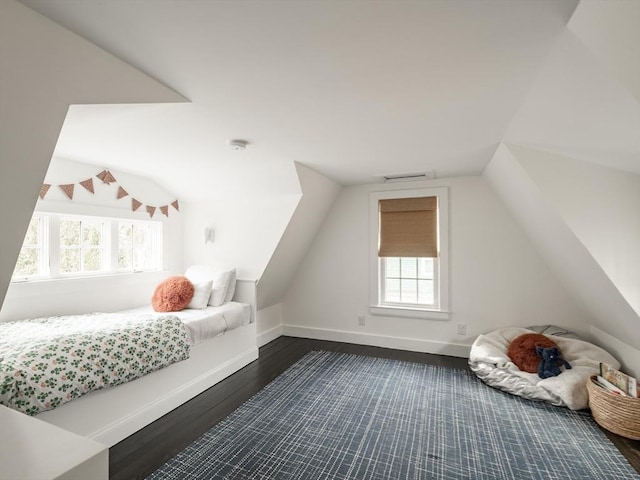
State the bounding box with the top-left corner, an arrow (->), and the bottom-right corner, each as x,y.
358,315 -> 366,326
457,323 -> 467,336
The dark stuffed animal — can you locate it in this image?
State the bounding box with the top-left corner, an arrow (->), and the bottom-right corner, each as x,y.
536,346 -> 572,379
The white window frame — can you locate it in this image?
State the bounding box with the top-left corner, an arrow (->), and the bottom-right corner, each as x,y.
58,215 -> 110,276
10,212 -> 163,282
369,187 -> 449,320
11,214 -> 50,281
116,220 -> 163,273
380,257 -> 438,309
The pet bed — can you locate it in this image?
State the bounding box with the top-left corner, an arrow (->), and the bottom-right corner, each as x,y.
469,327 -> 620,410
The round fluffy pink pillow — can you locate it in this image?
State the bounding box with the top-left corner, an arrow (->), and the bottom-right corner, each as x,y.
152,276 -> 195,312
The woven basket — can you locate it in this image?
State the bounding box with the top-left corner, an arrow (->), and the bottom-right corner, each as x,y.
587,375 -> 640,440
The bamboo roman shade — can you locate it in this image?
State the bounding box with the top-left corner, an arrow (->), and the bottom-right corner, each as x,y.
378,196 -> 438,257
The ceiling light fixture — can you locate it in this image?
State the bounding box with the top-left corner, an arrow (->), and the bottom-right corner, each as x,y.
229,139 -> 249,151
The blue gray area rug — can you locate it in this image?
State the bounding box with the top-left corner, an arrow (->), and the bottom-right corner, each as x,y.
148,351 -> 639,479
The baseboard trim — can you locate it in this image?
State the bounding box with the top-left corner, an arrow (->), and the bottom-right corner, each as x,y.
257,325 -> 283,347
282,325 -> 471,358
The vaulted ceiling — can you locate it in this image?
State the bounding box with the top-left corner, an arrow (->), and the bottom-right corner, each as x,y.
20,0 -> 582,201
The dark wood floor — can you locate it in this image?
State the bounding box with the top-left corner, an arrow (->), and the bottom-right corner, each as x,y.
109,336 -> 640,479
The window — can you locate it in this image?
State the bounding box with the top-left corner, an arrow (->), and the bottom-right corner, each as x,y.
369,187 -> 449,320
60,217 -> 108,274
381,257 -> 436,307
11,213 -> 162,281
118,221 -> 161,271
12,215 -> 49,280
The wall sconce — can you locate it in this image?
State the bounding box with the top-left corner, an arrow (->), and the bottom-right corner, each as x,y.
204,227 -> 215,244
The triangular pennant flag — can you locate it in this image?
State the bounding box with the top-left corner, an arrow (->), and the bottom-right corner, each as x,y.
132,198 -> 142,212
117,186 -> 129,199
171,200 -> 180,211
79,178 -> 94,194
39,184 -> 51,200
60,184 -> 75,200
146,206 -> 156,218
97,169 -> 117,184
160,205 -> 169,217
103,171 -> 117,184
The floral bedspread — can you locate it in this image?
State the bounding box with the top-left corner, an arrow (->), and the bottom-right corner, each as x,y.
0,312 -> 190,415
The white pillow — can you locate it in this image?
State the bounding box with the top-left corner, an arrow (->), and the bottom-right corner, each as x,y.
187,280 -> 213,309
184,265 -> 235,307
223,268 -> 237,303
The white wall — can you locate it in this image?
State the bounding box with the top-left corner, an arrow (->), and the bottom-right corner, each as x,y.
509,144 -> 640,315
257,163 -> 341,310
256,303 -> 284,347
568,0 -> 640,103
0,0 -> 185,310
282,176 -> 591,357
0,158 -> 182,322
485,144 -> 639,373
181,195 -> 300,282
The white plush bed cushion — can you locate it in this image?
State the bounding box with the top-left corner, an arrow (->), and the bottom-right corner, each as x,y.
122,302 -> 252,345
469,327 -> 620,410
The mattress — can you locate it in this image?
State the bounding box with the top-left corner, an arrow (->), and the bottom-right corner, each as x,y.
122,302 -> 252,345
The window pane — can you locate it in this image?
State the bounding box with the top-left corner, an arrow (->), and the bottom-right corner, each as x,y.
15,248 -> 38,276
400,257 -> 417,278
83,248 -> 103,271
418,279 -> 434,305
134,225 -> 150,246
418,258 -> 434,279
119,224 -> 133,245
23,217 -> 40,246
119,248 -> 132,269
384,278 -> 401,303
134,246 -> 152,269
400,279 -> 418,303
60,220 -> 81,246
385,257 -> 400,278
60,248 -> 81,273
82,221 -> 103,246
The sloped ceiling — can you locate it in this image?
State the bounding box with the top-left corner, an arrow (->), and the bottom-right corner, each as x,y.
504,30 -> 640,174
485,0 -> 639,364
568,0 -> 640,103
0,0 -> 185,308
19,0 -> 578,200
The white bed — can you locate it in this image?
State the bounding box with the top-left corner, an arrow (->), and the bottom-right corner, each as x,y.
122,301 -> 252,345
35,280 -> 258,447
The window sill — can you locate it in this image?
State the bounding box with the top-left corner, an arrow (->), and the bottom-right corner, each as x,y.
369,305 -> 450,320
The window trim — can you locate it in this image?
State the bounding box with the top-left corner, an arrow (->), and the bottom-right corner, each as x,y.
380,257 -> 438,309
58,215 -> 110,276
11,212 -> 163,283
117,220 -> 164,273
369,187 -> 450,320
11,214 -> 50,282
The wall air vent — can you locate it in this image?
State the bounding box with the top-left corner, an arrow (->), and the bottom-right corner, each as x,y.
380,170 -> 436,182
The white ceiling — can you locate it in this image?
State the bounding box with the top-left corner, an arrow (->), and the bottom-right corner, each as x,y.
21,0 -> 580,201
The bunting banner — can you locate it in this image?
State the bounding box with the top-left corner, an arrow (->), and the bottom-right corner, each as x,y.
79,178 -> 95,194
60,184 -> 75,200
39,184 -> 51,200
38,168 -> 179,218
96,169 -> 117,184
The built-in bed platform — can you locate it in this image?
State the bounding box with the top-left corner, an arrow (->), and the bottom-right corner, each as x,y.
36,280 -> 258,447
